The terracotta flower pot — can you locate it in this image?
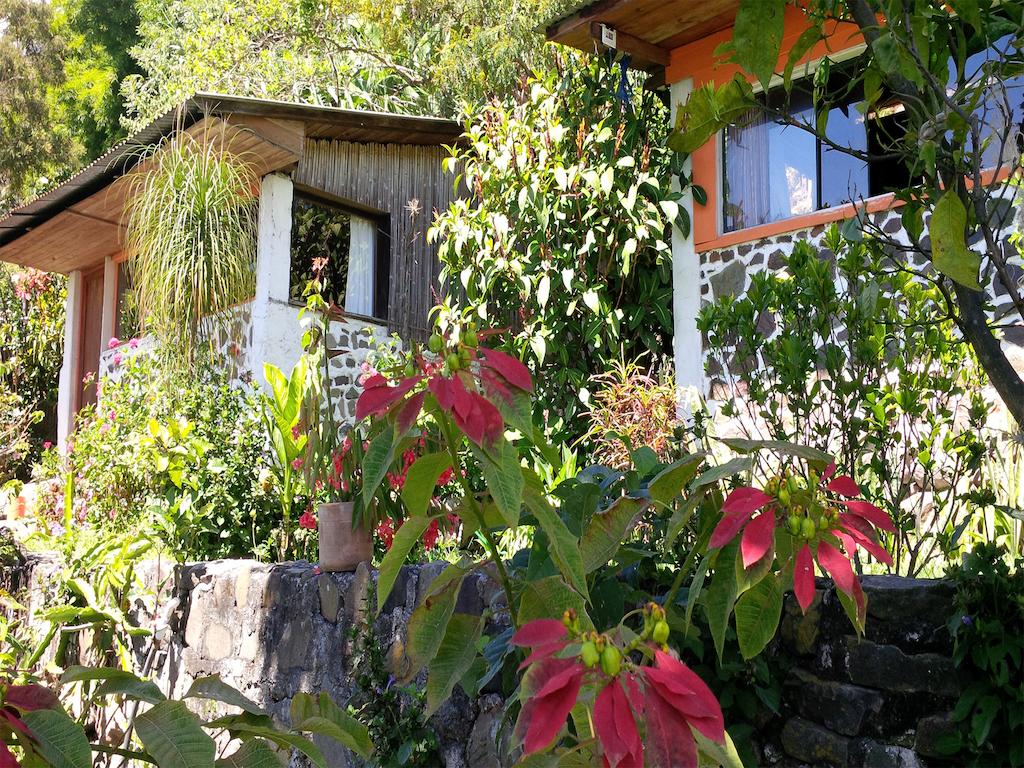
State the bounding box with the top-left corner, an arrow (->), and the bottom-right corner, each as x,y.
317,501 -> 373,572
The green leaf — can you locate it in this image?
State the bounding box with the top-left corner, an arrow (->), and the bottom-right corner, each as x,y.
135,700 -> 217,768
401,453 -> 451,518
732,0 -> 786,87
648,453 -> 704,506
20,710 -> 91,768
734,575 -> 783,660
695,729 -> 746,768
361,425 -> 397,508
703,541 -> 739,662
692,457 -> 753,489
61,666 -> 166,705
215,740 -> 283,768
377,515 -> 432,616
579,495 -> 646,572
518,576 -> 590,628
670,76 -> 754,154
208,713 -> 327,768
523,474 -> 588,601
185,675 -> 266,715
473,440 -> 523,529
719,438 -> 832,467
405,562 -> 472,680
664,492 -> 704,551
291,693 -> 374,759
426,613 -> 485,717
931,190 -> 981,290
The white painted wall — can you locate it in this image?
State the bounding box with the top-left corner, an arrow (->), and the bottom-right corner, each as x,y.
670,77 -> 705,401
57,270 -> 83,448
100,256 -> 117,346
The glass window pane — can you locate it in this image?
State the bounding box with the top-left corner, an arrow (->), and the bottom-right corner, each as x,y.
820,101 -> 869,207
958,35 -> 1024,168
723,100 -> 817,232
290,196 -> 353,308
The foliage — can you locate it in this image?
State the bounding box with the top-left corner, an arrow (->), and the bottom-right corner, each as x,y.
671,0 -> 1024,425
431,59 -> 689,444
37,352 -> 279,561
941,543 -> 1024,766
584,358 -> 681,470
121,122 -> 258,367
0,0 -> 79,212
0,669 -> 373,768
699,229 -> 990,575
0,266 -> 66,484
263,358 -> 310,560
345,596 -> 442,767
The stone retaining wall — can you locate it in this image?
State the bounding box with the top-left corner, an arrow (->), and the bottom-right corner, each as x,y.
4,554 -> 965,768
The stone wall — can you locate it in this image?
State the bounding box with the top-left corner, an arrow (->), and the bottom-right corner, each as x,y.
698,197 -> 1024,394
3,554 -> 966,768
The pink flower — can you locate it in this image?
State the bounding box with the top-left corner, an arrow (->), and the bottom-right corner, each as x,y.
438,467 -> 454,486
107,337 -> 120,349
299,510 -> 317,530
291,458 -> 303,471
108,410 -> 116,422
42,441 -> 52,450
112,354 -> 122,367
128,338 -> 140,350
291,424 -> 301,440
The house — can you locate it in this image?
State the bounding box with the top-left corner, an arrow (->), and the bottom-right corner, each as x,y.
546,2 -> 1023,394
0,95 -> 463,446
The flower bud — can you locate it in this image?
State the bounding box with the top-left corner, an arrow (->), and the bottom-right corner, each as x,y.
463,328 -> 479,347
580,641 -> 600,668
428,333 -> 444,353
787,515 -> 801,535
652,620 -> 670,644
600,644 -> 622,677
446,352 -> 461,371
562,608 -> 577,628
801,517 -> 817,539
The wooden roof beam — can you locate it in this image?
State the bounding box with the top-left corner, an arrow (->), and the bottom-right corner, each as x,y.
589,21 -> 670,67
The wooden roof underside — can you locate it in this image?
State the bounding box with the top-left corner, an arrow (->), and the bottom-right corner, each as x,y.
546,0 -> 741,70
0,95 -> 462,274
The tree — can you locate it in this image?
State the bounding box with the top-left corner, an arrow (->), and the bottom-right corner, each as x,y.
0,0 -> 78,212
431,60 -> 687,444
671,0 -> 1024,426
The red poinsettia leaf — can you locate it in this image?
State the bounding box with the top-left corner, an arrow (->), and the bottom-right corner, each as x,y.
362,373 -> 388,389
0,740 -> 18,768
722,486 -> 774,515
511,619 -> 568,648
518,642 -> 563,671
395,391 -> 426,435
838,499 -> 896,533
820,462 -> 837,484
622,673 -> 645,716
523,665 -> 584,754
4,685 -> 59,712
646,651 -> 724,743
0,708 -> 31,736
741,510 -> 776,569
595,679 -> 643,768
479,367 -> 512,403
793,543 -> 816,613
816,539 -> 858,596
839,514 -> 893,565
479,347 -> 533,392
355,375 -> 422,421
643,685 -> 699,768
826,474 -> 861,497
428,373 -> 468,411
452,392 -> 504,446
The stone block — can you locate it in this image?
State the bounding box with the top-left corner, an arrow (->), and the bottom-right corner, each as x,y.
277,615 -> 313,669
204,623 -> 233,660
710,260 -> 746,300
914,712 -> 957,758
318,574 -> 342,623
466,694 -> 504,768
781,590 -> 823,656
845,638 -> 960,697
234,566 -> 251,610
860,576 -> 954,653
780,716 -> 849,767
786,668 -> 884,736
848,739 -> 924,768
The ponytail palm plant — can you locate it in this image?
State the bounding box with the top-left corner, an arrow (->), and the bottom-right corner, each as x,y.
121,120 -> 258,367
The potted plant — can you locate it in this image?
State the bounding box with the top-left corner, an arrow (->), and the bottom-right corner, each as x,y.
299,275 -> 376,571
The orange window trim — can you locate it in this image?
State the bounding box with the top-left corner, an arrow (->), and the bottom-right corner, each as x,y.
667,8 -> 866,249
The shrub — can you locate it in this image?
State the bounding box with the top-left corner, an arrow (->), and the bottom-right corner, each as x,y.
942,543 -> 1024,766
0,265 -> 65,483
699,228 -> 990,575
431,57 -> 689,446
36,351 -> 279,561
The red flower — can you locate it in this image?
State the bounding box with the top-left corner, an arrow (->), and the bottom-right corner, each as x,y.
594,677 -> 643,768
516,657 -> 585,753
377,517 -> 395,550
298,510 -> 317,530
421,519 -> 440,550
437,467 -> 454,486
353,336 -> 532,447
710,462 -> 895,622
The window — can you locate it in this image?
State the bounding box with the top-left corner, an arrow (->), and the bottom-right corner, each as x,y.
721,39 -> 1024,234
289,193 -> 390,319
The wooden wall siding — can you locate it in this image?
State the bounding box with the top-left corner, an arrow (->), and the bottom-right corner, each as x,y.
293,139 -> 457,341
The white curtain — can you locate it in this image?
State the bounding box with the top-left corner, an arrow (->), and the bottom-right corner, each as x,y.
345,215 -> 375,316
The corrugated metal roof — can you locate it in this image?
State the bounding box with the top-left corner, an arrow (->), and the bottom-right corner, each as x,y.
0,94 -> 462,249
